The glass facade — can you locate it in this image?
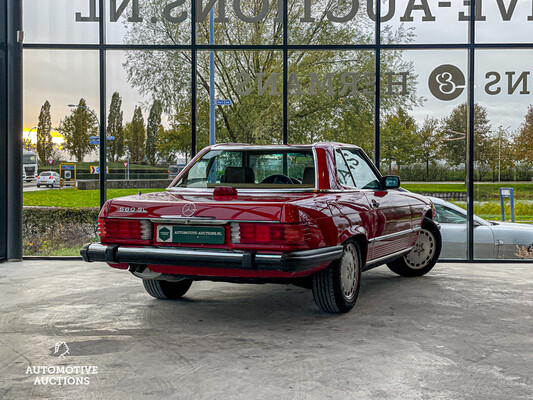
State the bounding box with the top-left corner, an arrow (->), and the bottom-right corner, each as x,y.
19,0 -> 533,261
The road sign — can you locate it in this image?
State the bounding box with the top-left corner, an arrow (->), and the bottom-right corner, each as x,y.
48,159 -> 54,165
106,136 -> 115,140
89,140 -> 99,145
123,162 -> 129,168
89,136 -> 99,140
90,166 -> 109,174
215,99 -> 232,106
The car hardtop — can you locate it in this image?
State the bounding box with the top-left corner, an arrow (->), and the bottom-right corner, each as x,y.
168,142 -> 368,191
207,142 -> 362,151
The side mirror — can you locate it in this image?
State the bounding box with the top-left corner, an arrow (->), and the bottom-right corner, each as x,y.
383,175 -> 400,189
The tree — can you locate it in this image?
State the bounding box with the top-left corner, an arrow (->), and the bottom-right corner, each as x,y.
122,0 -> 418,153
417,117 -> 441,181
107,92 -> 124,162
126,106 -> 146,163
36,100 -> 54,163
439,103 -> 492,179
380,108 -> 420,174
58,98 -> 97,162
515,105 -> 533,164
23,138 -> 36,152
145,100 -> 162,166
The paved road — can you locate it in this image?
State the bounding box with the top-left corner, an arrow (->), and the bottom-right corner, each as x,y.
0,261 -> 532,399
23,180 -> 61,192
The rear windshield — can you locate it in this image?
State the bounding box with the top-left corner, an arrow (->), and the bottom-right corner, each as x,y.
174,149 -> 316,189
41,172 -> 51,176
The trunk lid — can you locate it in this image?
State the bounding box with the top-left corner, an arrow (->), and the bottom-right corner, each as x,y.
106,190 -> 317,222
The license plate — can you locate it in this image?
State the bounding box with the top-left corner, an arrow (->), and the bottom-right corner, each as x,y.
156,225 -> 225,244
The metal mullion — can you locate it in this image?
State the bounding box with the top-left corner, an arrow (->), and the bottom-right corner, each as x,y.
191,0 -> 197,158
23,43 -> 533,51
467,0 -> 476,261
374,0 -> 381,169
282,0 -> 288,144
99,0 -> 106,208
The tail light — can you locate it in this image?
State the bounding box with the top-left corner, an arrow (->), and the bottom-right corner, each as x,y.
231,222 -> 310,248
48,176 -> 53,179
98,219 -> 152,241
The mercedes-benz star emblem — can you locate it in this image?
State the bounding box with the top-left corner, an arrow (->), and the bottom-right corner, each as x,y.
182,203 -> 197,217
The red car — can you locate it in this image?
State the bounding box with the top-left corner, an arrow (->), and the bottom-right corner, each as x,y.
81,143 -> 441,313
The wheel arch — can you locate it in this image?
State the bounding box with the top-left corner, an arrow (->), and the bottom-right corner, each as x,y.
344,234 -> 368,266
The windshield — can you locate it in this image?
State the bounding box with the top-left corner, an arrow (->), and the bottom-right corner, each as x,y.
23,154 -> 37,164
174,149 -> 316,189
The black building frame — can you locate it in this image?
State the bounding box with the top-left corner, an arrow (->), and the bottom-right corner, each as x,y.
8,0 -> 533,262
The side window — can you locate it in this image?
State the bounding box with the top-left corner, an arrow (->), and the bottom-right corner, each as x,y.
341,149 -> 381,190
434,205 -> 467,224
335,150 -> 355,187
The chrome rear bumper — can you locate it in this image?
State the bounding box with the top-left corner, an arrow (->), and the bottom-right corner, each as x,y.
81,243 -> 343,273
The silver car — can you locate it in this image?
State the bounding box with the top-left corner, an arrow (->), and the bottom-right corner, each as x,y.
36,171 -> 60,188
429,196 -> 533,259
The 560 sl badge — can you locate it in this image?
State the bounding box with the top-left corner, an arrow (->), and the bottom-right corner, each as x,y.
118,207 -> 147,213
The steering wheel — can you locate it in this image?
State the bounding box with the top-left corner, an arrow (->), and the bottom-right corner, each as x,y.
260,174 -> 293,184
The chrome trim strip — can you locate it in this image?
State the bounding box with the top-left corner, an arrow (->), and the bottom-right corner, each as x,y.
366,247 -> 414,266
368,227 -> 421,243
150,218 -> 281,225
159,215 -> 215,220
166,187 -> 317,194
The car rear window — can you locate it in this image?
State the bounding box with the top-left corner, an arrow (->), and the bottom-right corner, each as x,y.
174,149 -> 315,189
41,172 -> 51,176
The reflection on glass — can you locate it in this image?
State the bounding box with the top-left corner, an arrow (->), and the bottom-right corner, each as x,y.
24,0 -> 99,44
476,0 -> 533,44
197,51 -> 283,145
196,0 -> 282,46
379,50 -> 468,259
380,0 -> 468,44
288,0 -> 374,45
107,0 -> 192,45
23,50 -> 100,256
108,50 -> 191,166
474,49 -> 533,260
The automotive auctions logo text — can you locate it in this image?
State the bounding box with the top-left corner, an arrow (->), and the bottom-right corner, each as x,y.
26,365 -> 99,386
24,342 -> 99,386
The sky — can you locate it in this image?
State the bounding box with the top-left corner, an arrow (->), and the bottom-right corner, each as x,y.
22,0 -> 533,152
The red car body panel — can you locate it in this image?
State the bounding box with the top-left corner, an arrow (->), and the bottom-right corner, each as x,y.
82,143 -> 434,279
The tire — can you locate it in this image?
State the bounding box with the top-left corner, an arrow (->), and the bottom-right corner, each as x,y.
312,241 -> 362,313
142,279 -> 193,300
387,218 -> 442,277
36,184 -> 40,188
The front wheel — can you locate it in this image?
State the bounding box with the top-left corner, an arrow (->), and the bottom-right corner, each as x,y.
312,241 -> 362,313
142,279 -> 193,300
387,218 -> 442,277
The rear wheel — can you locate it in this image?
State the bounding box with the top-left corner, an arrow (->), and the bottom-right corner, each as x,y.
387,218 -> 441,277
312,241 -> 362,313
142,279 -> 193,300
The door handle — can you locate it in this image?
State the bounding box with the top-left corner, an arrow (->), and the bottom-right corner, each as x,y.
371,199 -> 380,209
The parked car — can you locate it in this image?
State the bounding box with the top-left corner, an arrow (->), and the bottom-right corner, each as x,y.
81,143 -> 441,313
429,196 -> 533,259
36,171 -> 60,188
